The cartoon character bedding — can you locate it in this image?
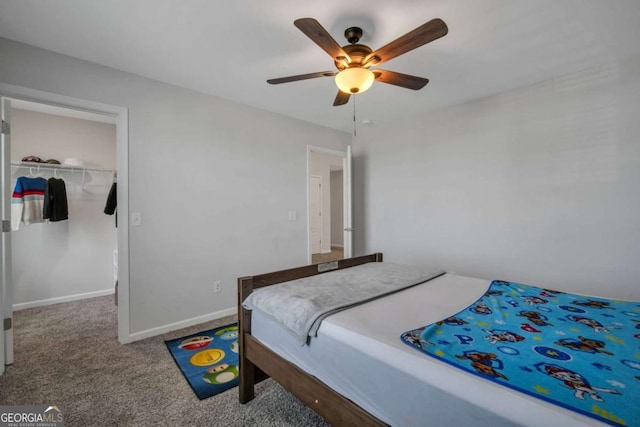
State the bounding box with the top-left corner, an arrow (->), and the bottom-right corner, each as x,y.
401,280 -> 640,427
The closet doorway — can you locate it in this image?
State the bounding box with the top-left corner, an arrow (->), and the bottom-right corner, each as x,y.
1,84 -> 130,371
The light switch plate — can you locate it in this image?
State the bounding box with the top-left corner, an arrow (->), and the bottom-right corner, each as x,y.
288,211 -> 297,221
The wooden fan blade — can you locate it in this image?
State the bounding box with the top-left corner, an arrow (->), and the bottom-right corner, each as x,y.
373,69 -> 429,90
367,18 -> 448,66
333,91 -> 351,106
294,18 -> 351,63
267,71 -> 336,85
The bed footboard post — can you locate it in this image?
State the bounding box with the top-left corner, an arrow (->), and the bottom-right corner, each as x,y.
238,276 -> 256,403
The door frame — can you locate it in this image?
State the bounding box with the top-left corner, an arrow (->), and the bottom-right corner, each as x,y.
0,82 -> 131,347
309,174 -> 323,255
0,97 -> 9,374
306,145 -> 352,264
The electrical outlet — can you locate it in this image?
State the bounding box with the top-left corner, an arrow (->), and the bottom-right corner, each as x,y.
131,212 -> 142,226
213,281 -> 222,293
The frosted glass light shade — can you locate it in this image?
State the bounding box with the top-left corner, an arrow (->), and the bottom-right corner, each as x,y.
335,67 -> 375,94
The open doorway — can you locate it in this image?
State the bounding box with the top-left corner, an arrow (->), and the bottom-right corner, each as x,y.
307,146 -> 352,264
7,99 -> 117,356
10,99 -> 117,303
1,84 -> 130,373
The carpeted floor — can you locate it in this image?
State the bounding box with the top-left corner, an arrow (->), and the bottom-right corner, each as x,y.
0,295 -> 330,426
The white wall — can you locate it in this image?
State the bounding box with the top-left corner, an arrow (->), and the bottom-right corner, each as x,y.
11,109 -> 116,307
310,152 -> 343,253
354,57 -> 640,300
0,37 -> 351,336
330,170 -> 343,247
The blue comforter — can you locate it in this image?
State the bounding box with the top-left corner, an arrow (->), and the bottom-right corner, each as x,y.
401,280 -> 640,427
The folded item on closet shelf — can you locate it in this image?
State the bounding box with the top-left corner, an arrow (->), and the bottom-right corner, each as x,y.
45,159 -> 61,164
63,157 -> 83,167
21,155 -> 43,163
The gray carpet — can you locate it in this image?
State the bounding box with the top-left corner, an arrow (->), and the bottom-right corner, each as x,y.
0,295 -> 330,426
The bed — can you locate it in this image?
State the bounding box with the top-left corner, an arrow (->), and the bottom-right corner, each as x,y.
237,254 -> 638,427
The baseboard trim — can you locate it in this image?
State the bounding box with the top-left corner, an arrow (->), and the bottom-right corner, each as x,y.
331,244 -> 344,249
13,288 -> 115,311
15,291 -> 237,343
124,307 -> 237,343
320,249 -> 332,254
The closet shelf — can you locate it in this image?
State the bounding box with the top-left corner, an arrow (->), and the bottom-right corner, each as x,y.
10,160 -> 115,174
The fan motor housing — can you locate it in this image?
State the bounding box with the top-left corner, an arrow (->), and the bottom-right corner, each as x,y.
335,44 -> 373,69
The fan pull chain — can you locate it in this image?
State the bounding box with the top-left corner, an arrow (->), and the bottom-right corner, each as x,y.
353,95 -> 357,137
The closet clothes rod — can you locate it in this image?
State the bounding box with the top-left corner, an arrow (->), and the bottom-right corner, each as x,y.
10,160 -> 115,174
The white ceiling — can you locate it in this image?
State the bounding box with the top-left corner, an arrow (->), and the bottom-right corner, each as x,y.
1,0 -> 639,133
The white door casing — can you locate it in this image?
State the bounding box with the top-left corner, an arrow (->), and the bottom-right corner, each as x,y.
1,97 -> 12,371
309,175 -> 322,254
343,145 -> 353,258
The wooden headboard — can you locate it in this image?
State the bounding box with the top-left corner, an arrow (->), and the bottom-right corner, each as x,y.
239,252 -> 382,291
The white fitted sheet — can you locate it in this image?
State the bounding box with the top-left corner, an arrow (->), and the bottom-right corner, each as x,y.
251,273 -> 606,427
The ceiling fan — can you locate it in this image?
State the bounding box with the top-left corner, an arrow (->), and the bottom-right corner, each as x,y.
267,17 -> 448,106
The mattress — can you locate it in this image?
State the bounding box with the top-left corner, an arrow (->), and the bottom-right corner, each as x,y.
251,273 -> 607,427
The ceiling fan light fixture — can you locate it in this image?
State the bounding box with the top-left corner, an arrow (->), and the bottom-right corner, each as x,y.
335,67 -> 374,94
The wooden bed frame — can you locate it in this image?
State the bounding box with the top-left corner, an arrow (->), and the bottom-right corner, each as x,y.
237,253 -> 388,426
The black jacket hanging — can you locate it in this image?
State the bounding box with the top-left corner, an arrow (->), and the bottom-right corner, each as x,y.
104,182 -> 117,226
43,177 -> 69,222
